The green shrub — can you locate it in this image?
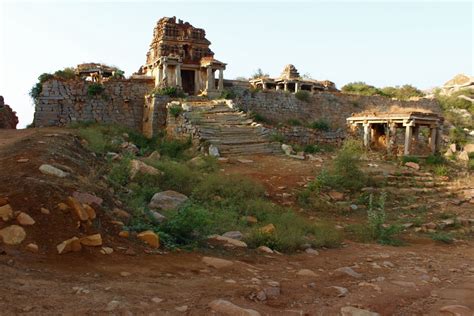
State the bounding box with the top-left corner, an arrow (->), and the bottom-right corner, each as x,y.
73,123 -> 128,154
220,89 -> 236,100
108,156 -> 132,187
251,68 -> 269,79
433,165 -> 449,176
449,127 -> 468,147
425,153 -> 445,165
169,104 -> 183,118
304,144 -> 321,153
158,137 -> 192,159
87,83 -> 105,96
366,193 -> 403,245
252,113 -> 268,123
270,132 -> 286,143
54,67 -> 76,80
402,156 -> 419,164
295,90 -> 311,102
380,85 -> 424,100
112,69 -> 125,79
151,160 -> 202,196
287,118 -> 302,126
309,119 -> 330,131
153,86 -> 185,98
341,82 -> 381,96
29,73 -> 54,100
430,231 -> 454,244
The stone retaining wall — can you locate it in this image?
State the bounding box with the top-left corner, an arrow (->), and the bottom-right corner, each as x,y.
33,78 -> 154,131
277,126 -> 345,146
234,90 -> 442,130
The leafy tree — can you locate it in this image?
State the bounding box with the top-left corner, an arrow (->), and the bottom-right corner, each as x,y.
341,82 -> 381,96
251,68 -> 269,79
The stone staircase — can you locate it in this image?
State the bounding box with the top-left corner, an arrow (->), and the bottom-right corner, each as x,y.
364,169 -> 469,213
180,100 -> 281,156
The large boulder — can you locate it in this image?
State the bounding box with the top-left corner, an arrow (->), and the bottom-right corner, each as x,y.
137,230 -> 160,248
129,160 -> 161,180
149,190 -> 189,211
0,225 -> 26,245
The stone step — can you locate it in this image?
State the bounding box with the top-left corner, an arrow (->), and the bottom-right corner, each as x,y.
386,175 -> 434,182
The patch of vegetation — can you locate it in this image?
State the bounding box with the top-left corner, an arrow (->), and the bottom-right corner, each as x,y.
152,86 -> 185,98
251,68 -> 269,79
287,118 -> 302,126
449,127 -> 468,148
220,89 -> 236,100
269,132 -> 286,143
433,164 -> 449,176
401,156 -> 419,164
169,104 -> 183,118
251,112 -> 269,123
425,153 -> 445,165
87,83 -> 105,96
295,90 -> 311,102
111,69 -> 125,79
341,82 -> 424,100
303,144 -> 322,154
157,137 -> 192,159
341,82 -> 381,96
54,67 -> 76,80
366,193 -> 403,245
29,73 -> 54,100
430,231 -> 454,244
309,119 -> 330,131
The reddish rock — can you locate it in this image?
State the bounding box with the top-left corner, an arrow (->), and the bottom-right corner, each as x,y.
82,204 -> 96,220
259,223 -> 276,234
26,243 -> 39,253
80,233 -> 102,246
16,212 -> 35,226
137,230 -> 159,248
328,191 -> 345,201
66,197 -> 89,221
0,204 -> 14,221
0,96 -> 18,129
57,237 -> 82,254
72,191 -> 103,206
0,197 -> 9,207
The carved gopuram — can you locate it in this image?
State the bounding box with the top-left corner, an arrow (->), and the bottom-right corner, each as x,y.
138,17 -> 226,97
347,112 -> 444,156
249,64 -> 338,93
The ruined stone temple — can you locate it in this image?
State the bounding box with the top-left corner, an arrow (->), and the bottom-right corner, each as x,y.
32,16 -> 443,156
136,16 -> 226,97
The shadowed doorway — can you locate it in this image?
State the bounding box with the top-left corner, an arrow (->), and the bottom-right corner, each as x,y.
181,70 -> 195,95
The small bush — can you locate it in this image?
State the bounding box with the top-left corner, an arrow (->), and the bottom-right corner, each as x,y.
220,89 -> 236,100
54,67 -> 76,80
295,90 -> 311,102
341,82 -> 381,96
449,127 -> 468,147
304,144 -> 321,154
287,118 -> 302,126
270,132 -> 286,143
158,137 -> 192,159
425,153 -> 445,165
169,105 -> 183,118
252,113 -> 268,123
309,119 -> 330,131
87,83 -> 105,96
366,193 -> 403,245
29,73 -> 54,100
433,165 -> 449,176
430,232 -> 454,244
153,86 -> 185,98
402,156 -> 419,164
108,156 -> 132,187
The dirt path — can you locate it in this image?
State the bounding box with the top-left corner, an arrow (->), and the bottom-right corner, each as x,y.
0,129 -> 473,315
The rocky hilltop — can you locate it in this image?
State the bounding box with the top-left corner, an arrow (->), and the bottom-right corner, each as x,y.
0,96 -> 18,129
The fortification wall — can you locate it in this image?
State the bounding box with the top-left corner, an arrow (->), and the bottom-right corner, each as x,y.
235,90 -> 442,130
33,78 -> 154,131
0,96 -> 18,129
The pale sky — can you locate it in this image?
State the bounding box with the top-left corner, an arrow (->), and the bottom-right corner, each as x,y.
1,1 -> 472,127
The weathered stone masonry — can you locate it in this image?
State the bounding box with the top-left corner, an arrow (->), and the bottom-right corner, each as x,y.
34,78 -> 154,130
0,95 -> 19,129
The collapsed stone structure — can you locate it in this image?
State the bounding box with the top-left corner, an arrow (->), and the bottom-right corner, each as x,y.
32,16 -> 443,156
0,96 -> 18,129
249,64 -> 337,93
137,16 -> 226,97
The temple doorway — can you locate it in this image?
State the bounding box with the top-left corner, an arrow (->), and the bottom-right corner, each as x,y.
181,70 -> 195,95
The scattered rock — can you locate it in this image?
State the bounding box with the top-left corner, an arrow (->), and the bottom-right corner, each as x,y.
120,271 -> 131,277
149,190 -> 189,211
175,305 -> 188,312
148,151 -> 161,161
237,159 -> 254,164
82,204 -> 96,220
209,299 -> 261,316
137,230 -> 160,248
39,164 -> 68,178
16,212 -> 35,226
101,247 -> 114,255
120,142 -> 139,154
0,225 -> 26,245
328,286 -> 349,297
405,162 -> 420,170
17,158 -> 29,163
105,300 -> 120,312
57,202 -> 69,212
57,237 -> 82,254
151,211 -> 166,223
458,151 -> 469,161
151,297 -> 163,304
129,159 -> 161,179
328,191 -> 344,201
202,256 -> 234,269
340,306 -> 380,316
305,248 -> 319,255
208,235 -> 247,248
222,231 -> 243,240
119,231 -> 130,238
209,144 -> 220,157
245,216 -> 258,224
257,246 -> 274,254
112,208 -> 130,219
26,243 -> 39,253
40,207 -> 50,215
0,204 -> 14,221
335,267 -> 362,278
259,223 -> 275,234
296,269 -> 318,277
281,144 -> 294,155
72,191 -> 103,206
0,197 -> 8,207
80,234 -> 102,246
66,197 -> 89,221
439,305 -> 473,316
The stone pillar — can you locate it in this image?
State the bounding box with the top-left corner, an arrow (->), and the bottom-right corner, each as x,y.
218,69 -> 224,91
262,82 -> 267,90
363,123 -> 371,148
412,126 -> 419,146
387,123 -> 397,154
284,82 -> 288,92
295,82 -> 299,93
157,65 -> 163,86
429,126 -> 437,154
176,64 -> 182,87
206,67 -> 213,91
404,123 -> 413,156
194,70 -> 200,95
276,85 -> 281,91
162,63 -> 168,86
436,126 -> 443,153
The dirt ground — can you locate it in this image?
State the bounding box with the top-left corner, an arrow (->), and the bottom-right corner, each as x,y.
1,128 -> 473,315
